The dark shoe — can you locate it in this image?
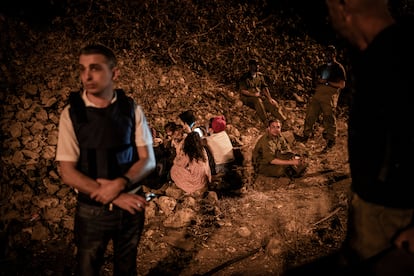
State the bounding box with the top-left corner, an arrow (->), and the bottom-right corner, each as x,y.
286,163 -> 308,178
320,140 -> 335,153
326,140 -> 335,148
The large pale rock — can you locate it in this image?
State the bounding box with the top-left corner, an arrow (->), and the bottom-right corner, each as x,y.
158,196 -> 177,216
163,208 -> 196,228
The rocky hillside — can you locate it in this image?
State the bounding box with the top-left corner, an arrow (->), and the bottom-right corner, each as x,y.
1,1 -> 413,275
0,0 -> 332,212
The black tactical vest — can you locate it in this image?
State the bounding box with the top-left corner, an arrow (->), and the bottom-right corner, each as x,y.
68,89 -> 138,181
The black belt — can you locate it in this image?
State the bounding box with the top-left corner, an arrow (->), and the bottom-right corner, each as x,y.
77,193 -> 104,206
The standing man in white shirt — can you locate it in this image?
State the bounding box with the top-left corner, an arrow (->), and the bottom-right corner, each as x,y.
55,44 -> 155,276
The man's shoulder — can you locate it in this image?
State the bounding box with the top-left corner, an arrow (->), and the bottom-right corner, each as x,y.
68,90 -> 82,99
334,60 -> 345,68
255,133 -> 268,145
252,134 -> 268,159
333,61 -> 346,73
207,131 -> 229,141
115,89 -> 137,108
68,90 -> 85,109
115,88 -> 133,101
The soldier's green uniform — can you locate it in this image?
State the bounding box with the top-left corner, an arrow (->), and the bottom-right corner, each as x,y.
252,132 -> 292,177
238,60 -> 286,124
302,45 -> 346,148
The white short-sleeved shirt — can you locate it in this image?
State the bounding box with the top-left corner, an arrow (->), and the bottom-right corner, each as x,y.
205,131 -> 234,165
56,90 -> 153,162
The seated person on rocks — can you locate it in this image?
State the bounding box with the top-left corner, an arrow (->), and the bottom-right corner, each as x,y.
150,125 -> 163,147
170,131 -> 212,195
178,109 -> 216,174
163,121 -> 185,158
157,122 -> 185,180
252,119 -> 307,178
204,115 -> 235,174
178,109 -> 205,137
237,59 -> 287,126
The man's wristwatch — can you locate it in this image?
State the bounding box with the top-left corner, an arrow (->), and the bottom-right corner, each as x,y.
120,175 -> 132,188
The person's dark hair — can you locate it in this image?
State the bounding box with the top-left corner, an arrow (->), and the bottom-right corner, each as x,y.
208,117 -> 214,128
183,132 -> 206,163
248,59 -> 258,66
268,119 -> 282,127
79,44 -> 117,69
164,121 -> 179,132
178,110 -> 196,126
326,45 -> 337,55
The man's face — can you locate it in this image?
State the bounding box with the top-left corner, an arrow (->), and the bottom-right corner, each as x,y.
166,128 -> 174,138
325,50 -> 335,63
180,121 -> 192,133
268,121 -> 282,137
79,53 -> 117,95
172,128 -> 184,140
326,0 -> 351,42
249,63 -> 258,75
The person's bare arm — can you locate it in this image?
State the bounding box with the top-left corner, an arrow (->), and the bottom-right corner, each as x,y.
58,161 -> 102,194
239,79 -> 260,97
270,158 -> 302,166
59,145 -> 155,212
112,193 -> 148,214
91,144 -> 156,204
122,144 -> 156,186
325,79 -> 346,89
262,86 -> 272,101
262,87 -> 279,107
240,87 -> 260,97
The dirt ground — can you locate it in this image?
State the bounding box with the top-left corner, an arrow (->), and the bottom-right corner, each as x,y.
137,181 -> 350,276
134,129 -> 351,276
15,181 -> 350,276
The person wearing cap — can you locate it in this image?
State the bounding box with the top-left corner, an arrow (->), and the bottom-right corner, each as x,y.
237,59 -> 287,126
295,45 -> 346,153
205,115 -> 235,174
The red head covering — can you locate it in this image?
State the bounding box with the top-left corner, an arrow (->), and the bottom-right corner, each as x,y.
212,115 -> 226,133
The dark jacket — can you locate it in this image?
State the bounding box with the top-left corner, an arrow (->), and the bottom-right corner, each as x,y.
348,19 -> 414,208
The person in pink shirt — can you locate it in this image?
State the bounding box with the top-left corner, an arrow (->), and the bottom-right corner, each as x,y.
170,132 -> 212,195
